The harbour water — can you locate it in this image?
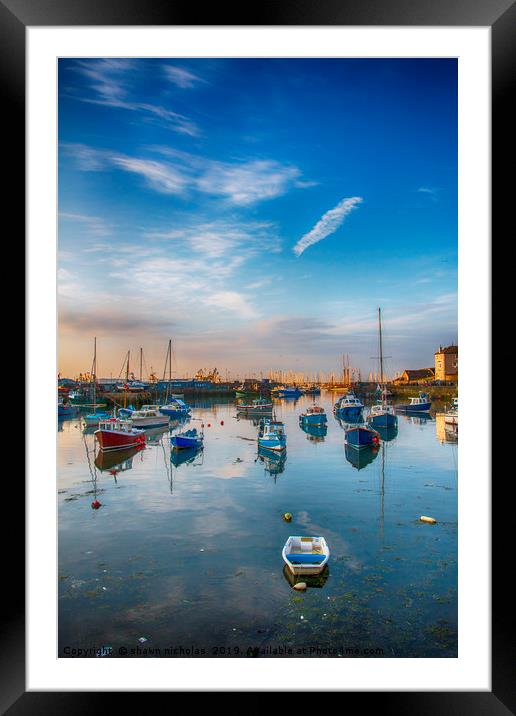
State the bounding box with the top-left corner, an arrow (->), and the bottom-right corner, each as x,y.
58,392 -> 457,658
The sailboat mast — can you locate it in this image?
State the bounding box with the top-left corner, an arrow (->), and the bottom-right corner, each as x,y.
378,307 -> 384,386
139,347 -> 143,381
126,350 -> 130,383
93,336 -> 97,407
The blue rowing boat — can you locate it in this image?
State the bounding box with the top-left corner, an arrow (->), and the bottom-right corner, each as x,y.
170,428 -> 204,450
345,424 -> 380,449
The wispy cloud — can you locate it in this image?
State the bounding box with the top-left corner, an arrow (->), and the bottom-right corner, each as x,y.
163,64 -> 204,89
62,143 -> 309,205
203,291 -> 259,320
59,212 -> 113,237
70,59 -> 200,137
417,186 -> 440,202
293,196 -> 363,257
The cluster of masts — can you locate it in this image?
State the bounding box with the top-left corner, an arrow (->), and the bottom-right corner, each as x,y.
64,310 -> 392,385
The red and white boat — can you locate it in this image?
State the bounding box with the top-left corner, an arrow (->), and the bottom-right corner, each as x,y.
94,418 -> 146,452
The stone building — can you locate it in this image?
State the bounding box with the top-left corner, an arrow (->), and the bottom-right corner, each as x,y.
434,344 -> 458,382
393,368 -> 435,385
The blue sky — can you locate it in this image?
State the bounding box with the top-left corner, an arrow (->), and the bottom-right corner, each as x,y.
58,58 -> 457,379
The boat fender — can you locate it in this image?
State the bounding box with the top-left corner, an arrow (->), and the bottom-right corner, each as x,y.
220,420 -> 224,425
208,424 -> 211,427
420,515 -> 437,524
293,582 -> 307,591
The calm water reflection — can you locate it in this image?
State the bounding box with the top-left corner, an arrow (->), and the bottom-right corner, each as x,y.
58,393 -> 457,657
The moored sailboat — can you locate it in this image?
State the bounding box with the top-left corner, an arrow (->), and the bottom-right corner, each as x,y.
367,308 -> 398,430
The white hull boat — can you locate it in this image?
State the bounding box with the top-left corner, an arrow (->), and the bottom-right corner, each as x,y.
282,536 -> 329,576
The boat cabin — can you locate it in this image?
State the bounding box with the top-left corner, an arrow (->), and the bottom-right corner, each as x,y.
98,419 -> 136,433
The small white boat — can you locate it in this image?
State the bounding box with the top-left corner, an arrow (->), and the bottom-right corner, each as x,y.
127,408 -> 169,428
282,536 -> 330,575
444,398 -> 458,426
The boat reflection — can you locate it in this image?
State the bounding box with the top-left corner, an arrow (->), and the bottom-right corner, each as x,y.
170,446 -> 204,467
300,422 -> 327,442
399,412 -> 433,426
94,444 -> 144,475
282,564 -> 329,590
345,443 -> 380,470
374,424 -> 398,442
144,425 -> 169,445
257,447 -> 286,480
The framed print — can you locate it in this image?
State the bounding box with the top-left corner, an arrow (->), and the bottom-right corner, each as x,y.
5,0 -> 508,707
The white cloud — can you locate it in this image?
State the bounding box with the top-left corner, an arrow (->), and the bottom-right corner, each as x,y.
196,159 -> 301,205
110,156 -> 190,195
63,143 -> 309,205
59,212 -> 112,237
71,59 -> 200,137
293,196 -> 363,257
203,291 -> 259,320
163,65 -> 203,89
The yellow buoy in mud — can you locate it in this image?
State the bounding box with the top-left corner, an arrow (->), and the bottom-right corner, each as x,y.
283,512 -> 292,522
420,515 -> 437,524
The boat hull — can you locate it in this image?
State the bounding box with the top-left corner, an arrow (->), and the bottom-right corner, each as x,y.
335,406 -> 363,419
171,435 -> 203,449
130,416 -> 169,428
258,439 -> 286,451
368,412 -> 397,428
83,412 -> 112,426
95,429 -> 146,451
396,402 -> 431,412
159,407 -> 190,417
345,426 -> 379,448
299,413 -> 327,425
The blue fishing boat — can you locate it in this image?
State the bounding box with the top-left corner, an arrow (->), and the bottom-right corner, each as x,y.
237,398 -> 273,414
273,386 -> 303,398
159,399 -> 191,417
299,405 -> 327,426
345,424 -> 380,449
58,401 -> 78,418
170,428 -> 204,450
368,404 -> 397,428
334,391 -> 364,418
258,418 -> 287,452
118,405 -> 136,418
83,411 -> 113,427
396,392 -> 432,413
304,385 -> 321,395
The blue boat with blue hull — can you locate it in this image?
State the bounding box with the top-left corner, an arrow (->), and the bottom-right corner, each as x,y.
299,405 -> 327,426
159,399 -> 191,417
273,386 -> 303,398
334,392 -> 364,419
258,418 -> 287,452
170,428 -> 204,450
368,404 -> 398,429
396,392 -> 432,413
345,424 -> 380,449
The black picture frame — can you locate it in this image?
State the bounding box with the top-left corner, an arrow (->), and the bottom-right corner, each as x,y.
8,0 -> 507,708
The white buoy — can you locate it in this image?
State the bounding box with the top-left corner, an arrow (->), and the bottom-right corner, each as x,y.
420,515 -> 437,524
293,582 -> 307,591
